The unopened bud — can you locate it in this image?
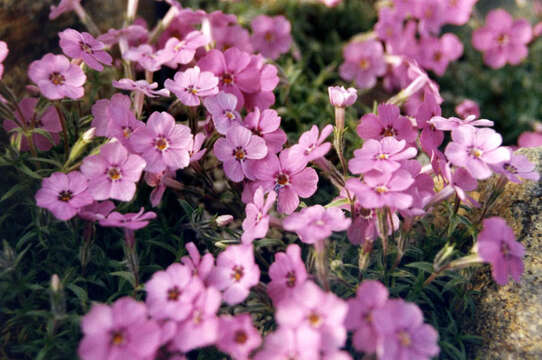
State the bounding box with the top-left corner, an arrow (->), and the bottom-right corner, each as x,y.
216,214 -> 233,227
51,274 -> 61,292
82,127 -> 96,143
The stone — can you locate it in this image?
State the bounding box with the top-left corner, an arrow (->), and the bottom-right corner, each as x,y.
469,147 -> 542,359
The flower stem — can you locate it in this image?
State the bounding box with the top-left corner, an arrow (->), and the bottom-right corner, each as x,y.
55,103 -> 70,160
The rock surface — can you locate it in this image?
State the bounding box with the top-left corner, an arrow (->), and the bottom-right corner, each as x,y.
470,147 -> 542,359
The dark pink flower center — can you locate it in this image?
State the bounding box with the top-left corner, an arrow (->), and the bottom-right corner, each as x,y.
49,72 -> 65,86
380,126 -> 397,137
186,85 -> 198,95
233,146 -> 246,160
231,265 -> 244,282
155,137 -> 169,151
107,167 -> 122,181
264,32 -> 274,42
433,51 -> 443,62
497,33 -> 509,46
79,41 -> 93,54
359,58 -> 371,70
111,330 -> 125,346
398,330 -> 411,347
222,73 -> 234,85
500,242 -> 511,258
308,311 -> 322,327
503,163 -> 517,174
122,127 -> 133,138
285,271 -> 296,288
276,173 -> 290,187
234,330 -> 248,344
167,286 -> 181,301
58,190 -> 73,202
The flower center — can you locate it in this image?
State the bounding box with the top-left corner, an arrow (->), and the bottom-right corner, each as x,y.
503,163 -> 517,174
305,144 -> 316,155
375,185 -> 389,193
187,85 -> 198,95
108,167 -> 122,181
122,127 -> 133,138
308,311 -> 321,327
264,32 -> 274,42
174,40 -> 186,52
49,72 -> 65,86
398,330 -> 411,347
192,310 -> 202,324
363,312 -> 373,323
470,148 -> 482,158
500,242 -> 511,258
155,137 -> 169,151
80,41 -> 93,54
433,51 -> 443,62
286,271 -> 296,288
222,73 -> 234,85
497,33 -> 509,45
359,58 -> 371,70
167,286 -> 181,301
57,190 -> 73,202
231,265 -> 244,282
233,147 -> 246,161
381,126 -> 397,137
276,173 -> 289,186
377,153 -> 389,160
234,330 -> 248,344
224,110 -> 235,120
111,331 -> 125,346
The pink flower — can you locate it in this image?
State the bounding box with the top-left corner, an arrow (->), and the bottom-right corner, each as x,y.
99,207 -> 157,230
3,98 -> 61,152
478,217 -> 525,285
254,326 -> 320,360
214,125 -> 268,182
198,48 -> 261,109
346,170 -> 414,210
518,131 -> 542,148
78,297 -> 161,360
416,0 -> 446,35
345,280 -> 389,354
253,150 -> 319,214
349,137 -> 417,174
189,132 -> 207,162
243,108 -> 287,154
158,30 -> 209,68
276,281 -> 348,354
415,88 -> 444,155
180,242 -> 215,281
0,41 -> 8,79
59,28 -> 112,71
534,22 -> 542,38
98,25 -> 148,47
289,125 -> 333,162
49,0 -> 80,20
243,55 -> 279,111
419,33 -> 463,76
430,115 -> 493,131
217,314 -> 262,360
214,25 -> 254,53
203,91 -> 242,135
250,15 -> 292,60
144,169 -> 178,207
208,244 -> 260,305
455,99 -> 480,119
372,299 -> 440,360
444,126 -> 511,180
35,171 -> 93,221
472,9 -> 532,69
346,202 -> 379,245
339,40 -> 386,89
357,104 -> 417,143
241,187 -> 276,243
267,244 -> 308,304
444,0 -> 478,26
81,142 -> 146,201
328,86 -> 357,107
165,66 -> 219,106
145,262 -> 204,321
173,287 -> 221,352
28,53 -> 86,100
78,200 -> 115,222
124,44 -> 171,72
375,8 -> 404,44
431,163 -> 478,206
130,111 -> 192,173
491,153 -> 540,184
112,78 -> 170,97
320,0 -> 342,7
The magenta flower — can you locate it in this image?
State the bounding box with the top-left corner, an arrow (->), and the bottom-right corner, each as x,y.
208,244 -> 260,305
444,0 -> 478,26
328,86 -> 357,107
472,9 -> 533,69
203,91 -> 242,135
28,53 -> 86,100
455,99 -> 481,119
357,104 -> 417,143
345,280 -> 389,354
253,150 -> 318,214
243,108 -> 287,154
78,297 -> 161,360
158,30 -> 209,68
346,170 -> 414,210
491,153 -> 540,184
99,207 -> 157,230
254,326 -> 320,360
217,314 -> 262,360
349,137 -> 417,174
289,125 -> 333,163
243,55 -> 279,111
415,88 -> 445,155
78,200 -> 115,222
214,125 -> 268,182
339,40 -> 386,89
112,78 -> 170,97
478,217 -> 525,285
173,287 -> 221,352
35,171 -> 93,221
431,163 -> 478,207
267,244 -> 308,305
145,262 -> 204,321
80,142 -> 146,201
419,33 -> 463,76
430,115 -> 493,131
276,281 -> 348,354
59,28 -> 112,71
180,242 -> 215,282
372,299 -> 440,360
165,66 -> 219,107
3,98 -> 61,152
0,41 -> 8,79
241,187 -> 276,244
283,205 -> 351,246
198,48 -> 263,108
444,126 -> 511,180
130,111 -> 192,173
49,0 -> 80,20
250,15 -> 292,60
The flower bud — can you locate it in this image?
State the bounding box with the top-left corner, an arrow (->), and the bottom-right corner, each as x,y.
216,214 -> 234,227
328,86 -> 357,107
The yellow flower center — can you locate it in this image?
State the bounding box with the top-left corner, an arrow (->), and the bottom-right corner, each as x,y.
359,58 -> 371,70
58,190 -> 73,202
108,168 -> 122,181
49,72 -> 65,86
155,137 -> 169,151
231,265 -> 244,282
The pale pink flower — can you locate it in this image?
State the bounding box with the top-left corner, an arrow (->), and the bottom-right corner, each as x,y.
98,25 -> 148,47
124,44 -> 171,72
217,314 -> 262,360
214,25 -> 254,53
203,91 -> 242,135
416,0 -> 446,35
518,131 -> 542,148
59,28 -> 112,71
339,40 -> 386,89
357,104 -> 417,143
444,0 -> 478,26
250,15 -> 292,60
78,201 -> 115,222
328,86 -> 357,107
180,242 -> 215,282
349,137 -> 417,174
267,244 -> 308,304
99,207 -> 157,230
430,115 -> 493,131
253,326 -> 320,360
491,153 -> 540,184
289,125 -> 333,163
49,0 -> 81,20
158,30 -> 209,68
241,187 -> 276,244
165,66 -> 219,106
28,53 -> 86,100
419,33 -> 463,76
243,108 -> 287,154
189,132 -> 207,162
35,171 -> 93,221
113,78 -> 170,97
